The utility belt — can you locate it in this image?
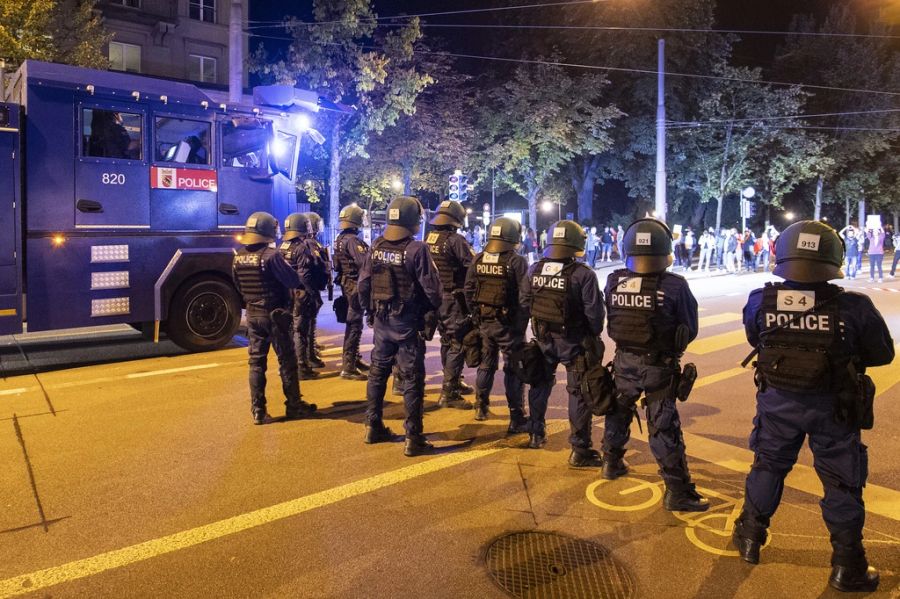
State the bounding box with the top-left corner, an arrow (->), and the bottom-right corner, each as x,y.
373,298 -> 416,320
532,317 -> 587,342
476,304 -> 512,325
616,346 -> 681,367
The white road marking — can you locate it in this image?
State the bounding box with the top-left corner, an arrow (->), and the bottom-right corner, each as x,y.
125,364 -> 220,379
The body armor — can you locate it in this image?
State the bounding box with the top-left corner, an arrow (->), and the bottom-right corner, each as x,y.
334,232 -> 365,287
426,229 -> 466,293
756,283 -> 845,393
530,259 -> 580,331
606,269 -> 675,354
473,251 -> 513,309
370,238 -> 415,314
233,247 -> 289,313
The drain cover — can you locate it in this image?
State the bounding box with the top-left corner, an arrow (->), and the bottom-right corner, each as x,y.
485,531 -> 635,599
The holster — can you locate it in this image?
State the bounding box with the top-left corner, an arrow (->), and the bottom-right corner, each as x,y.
462,327 -> 483,368
676,363 -> 697,402
509,340 -> 552,385
333,295 -> 349,324
270,308 -> 293,342
423,310 -> 439,341
581,358 -> 616,417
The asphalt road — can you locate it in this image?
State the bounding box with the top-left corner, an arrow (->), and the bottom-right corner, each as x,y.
1,266 -> 899,599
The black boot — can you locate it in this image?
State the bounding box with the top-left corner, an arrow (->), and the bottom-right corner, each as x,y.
308,348 -> 326,369
664,486 -> 709,512
507,414 -> 529,435
731,520 -> 763,564
473,400 -> 489,421
356,353 -> 370,371
285,399 -> 317,420
365,423 -> 397,444
601,455 -> 629,480
527,432 -> 546,449
404,434 -> 434,457
439,382 -> 473,409
457,378 -> 475,395
253,410 -> 273,425
340,353 -> 368,381
568,447 -> 603,469
829,565 -> 879,593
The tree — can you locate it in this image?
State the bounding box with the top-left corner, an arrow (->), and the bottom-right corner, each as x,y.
675,65 -> 807,233
0,0 -> 110,68
253,0 -> 431,234
479,59 -> 619,229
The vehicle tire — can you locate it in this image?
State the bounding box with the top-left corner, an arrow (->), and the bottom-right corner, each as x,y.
166,277 -> 241,351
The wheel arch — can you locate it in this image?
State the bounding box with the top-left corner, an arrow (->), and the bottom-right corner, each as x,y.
153,248 -> 238,342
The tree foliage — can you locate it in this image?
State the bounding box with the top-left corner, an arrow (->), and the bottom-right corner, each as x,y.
0,0 -> 110,69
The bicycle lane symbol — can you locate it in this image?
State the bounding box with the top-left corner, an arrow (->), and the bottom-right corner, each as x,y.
585,477 -> 771,557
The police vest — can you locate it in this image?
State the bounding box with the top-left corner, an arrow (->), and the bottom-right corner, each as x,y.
426,229 -> 466,293
606,269 -> 674,353
300,237 -> 329,291
756,283 -> 846,393
473,251 -> 514,308
279,239 -> 304,270
371,237 -> 415,311
233,247 -> 289,312
530,259 -> 581,330
334,231 -> 366,283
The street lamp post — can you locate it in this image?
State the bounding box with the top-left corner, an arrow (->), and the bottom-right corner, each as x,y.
741,186 -> 755,232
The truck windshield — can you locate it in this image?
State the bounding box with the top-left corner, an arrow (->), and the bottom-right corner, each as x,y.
221,118 -> 270,170
82,108 -> 142,160
155,117 -> 211,165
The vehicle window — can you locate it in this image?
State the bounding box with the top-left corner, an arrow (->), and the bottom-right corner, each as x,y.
154,117 -> 211,165
270,130 -> 297,178
221,118 -> 270,169
82,108 -> 142,160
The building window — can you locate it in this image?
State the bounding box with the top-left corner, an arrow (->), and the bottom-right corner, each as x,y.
111,0 -> 141,7
109,42 -> 141,73
82,108 -> 143,160
189,0 -> 216,23
188,55 -> 217,83
154,117 -> 211,165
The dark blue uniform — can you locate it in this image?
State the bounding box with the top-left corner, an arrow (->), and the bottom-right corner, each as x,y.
333,229 -> 370,369
232,244 -> 306,417
279,238 -> 321,372
522,259 -> 605,448
465,250 -> 529,422
297,236 -> 328,366
426,227 -> 474,392
358,236 -> 443,437
602,270 -> 699,492
738,282 -> 894,568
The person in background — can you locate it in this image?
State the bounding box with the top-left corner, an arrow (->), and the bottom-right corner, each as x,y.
586,226 -> 598,268
540,228 -> 548,250
601,227 -> 615,262
473,224 -> 484,253
682,227 -> 695,271
725,229 -> 738,273
890,228 -> 900,278
525,228 -> 538,264
698,229 -> 714,272
865,227 -> 885,283
616,225 -> 625,260
840,225 -> 860,280
742,229 -> 757,273
716,229 -> 726,270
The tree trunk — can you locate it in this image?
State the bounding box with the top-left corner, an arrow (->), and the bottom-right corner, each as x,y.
401,162 -> 413,196
689,201 -> 707,230
858,199 -> 866,230
572,156 -> 600,223
893,211 -> 898,232
844,198 -> 850,229
328,119 -> 342,244
714,195 -> 724,234
714,123 -> 734,235
813,175 -> 823,221
527,187 -> 539,233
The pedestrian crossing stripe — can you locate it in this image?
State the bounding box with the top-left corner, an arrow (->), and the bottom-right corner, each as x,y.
697,312 -> 742,328
686,330 -> 747,355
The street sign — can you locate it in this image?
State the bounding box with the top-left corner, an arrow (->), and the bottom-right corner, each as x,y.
740,199 -> 756,219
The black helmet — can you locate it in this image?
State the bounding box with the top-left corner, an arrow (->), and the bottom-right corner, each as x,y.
305,212 -> 323,235
430,200 -> 466,228
623,218 -> 673,274
773,220 -> 844,282
338,204 -> 365,229
384,196 -> 424,241
283,212 -> 310,241
544,220 -> 586,259
485,217 -> 522,253
242,211 -> 278,245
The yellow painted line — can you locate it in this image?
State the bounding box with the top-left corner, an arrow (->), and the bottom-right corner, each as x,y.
687,330 -> 747,355
0,309 -> 17,317
698,312 -> 742,328
693,367 -> 750,390
0,421 -> 566,598
125,364 -> 219,379
870,344 -> 900,399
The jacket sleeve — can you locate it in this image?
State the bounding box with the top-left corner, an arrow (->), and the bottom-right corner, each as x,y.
676,280 -> 700,343
581,267 -> 605,336
519,263 -> 534,320
743,289 -> 764,347
857,296 -> 895,368
357,253 -> 373,310
411,243 -> 444,310
464,256 -> 479,310
268,252 -> 303,289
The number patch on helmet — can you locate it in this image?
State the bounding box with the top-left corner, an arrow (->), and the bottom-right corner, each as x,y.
797,233 -> 820,251
553,227 -> 566,239
389,209 -> 400,220
635,232 -> 651,246
491,225 -> 502,236
776,290 -> 815,311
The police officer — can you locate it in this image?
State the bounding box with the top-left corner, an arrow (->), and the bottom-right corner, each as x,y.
281,213 -> 322,380
732,221 -> 894,592
358,196 -> 443,457
302,212 -> 329,368
465,217 -> 529,432
333,204 -> 370,380
601,218 -> 707,512
523,220 -> 606,466
426,200 -> 476,408
232,212 -> 316,424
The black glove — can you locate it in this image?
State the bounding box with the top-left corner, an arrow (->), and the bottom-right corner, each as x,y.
423,311 -> 439,341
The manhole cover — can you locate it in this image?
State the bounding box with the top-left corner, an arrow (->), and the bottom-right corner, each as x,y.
485,531 -> 635,599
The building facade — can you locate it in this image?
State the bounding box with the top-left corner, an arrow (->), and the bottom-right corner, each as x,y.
99,0 -> 248,87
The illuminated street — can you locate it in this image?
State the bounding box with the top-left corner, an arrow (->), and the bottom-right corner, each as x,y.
1,270 -> 898,598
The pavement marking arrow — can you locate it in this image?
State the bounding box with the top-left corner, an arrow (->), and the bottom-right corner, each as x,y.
0,421 -> 567,598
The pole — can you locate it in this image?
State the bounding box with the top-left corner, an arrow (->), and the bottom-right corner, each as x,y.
228,1 -> 243,104
741,200 -> 746,234
491,168 -> 496,222
654,39 -> 667,222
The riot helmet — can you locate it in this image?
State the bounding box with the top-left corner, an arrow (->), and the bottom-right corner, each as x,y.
305,212 -> 323,235
384,196 -> 424,241
338,204 -> 365,230
429,200 -> 466,228
773,220 -> 844,283
283,212 -> 311,241
544,220 -> 587,260
623,218 -> 673,274
485,217 -> 522,253
242,212 -> 278,245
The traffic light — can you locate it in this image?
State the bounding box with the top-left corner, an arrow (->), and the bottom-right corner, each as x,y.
449,173 -> 468,202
